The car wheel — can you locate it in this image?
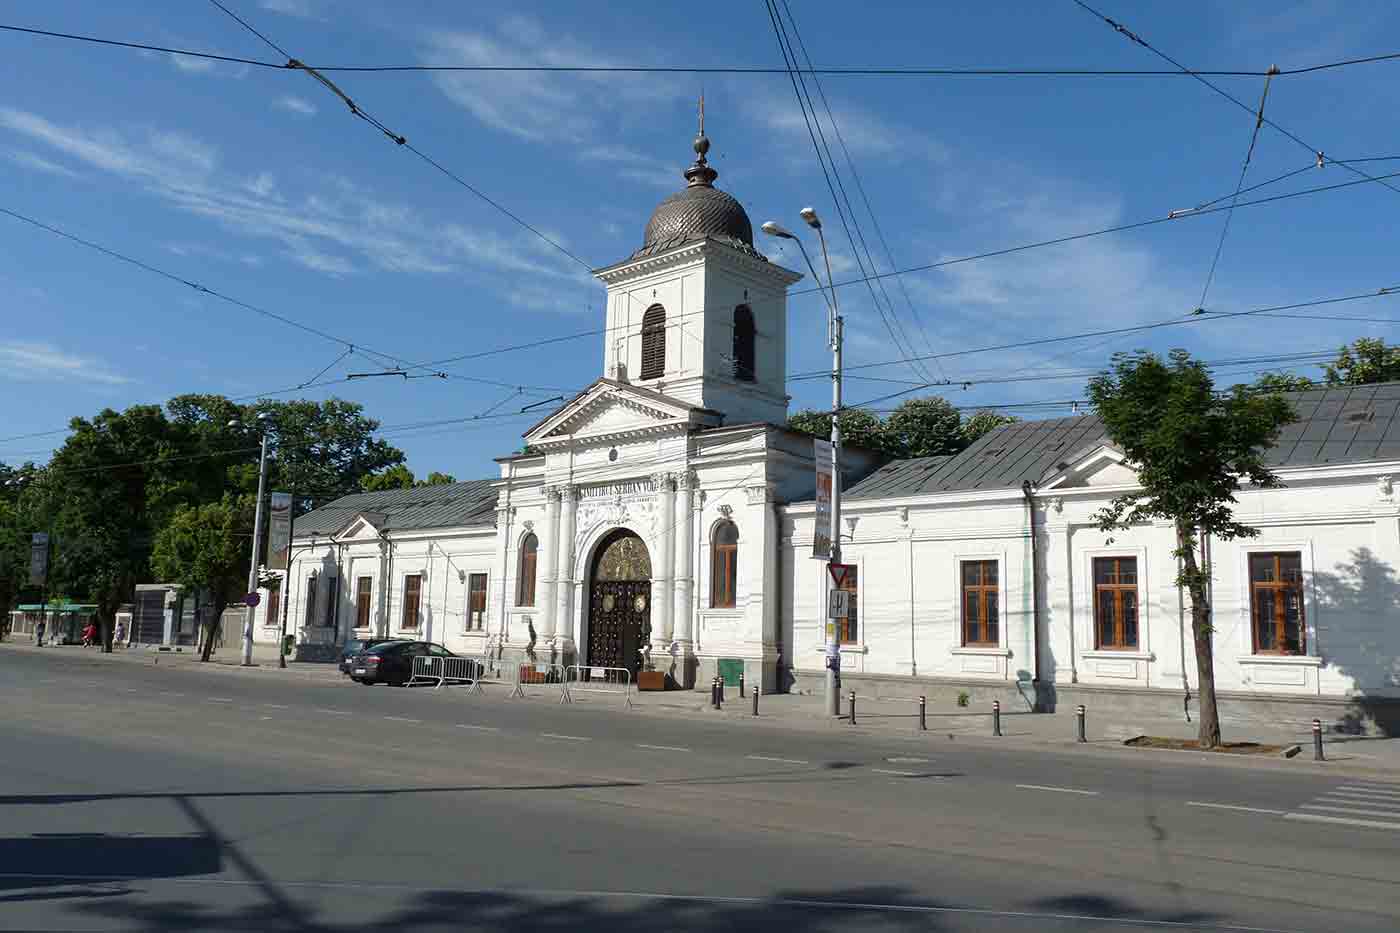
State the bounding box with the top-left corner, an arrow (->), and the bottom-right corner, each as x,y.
356,678 -> 374,686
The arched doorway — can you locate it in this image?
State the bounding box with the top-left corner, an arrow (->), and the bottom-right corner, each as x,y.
587,529 -> 652,678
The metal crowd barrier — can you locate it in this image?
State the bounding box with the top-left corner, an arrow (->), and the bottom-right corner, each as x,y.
408,655 -> 489,693
509,662 -> 568,699
561,665 -> 634,708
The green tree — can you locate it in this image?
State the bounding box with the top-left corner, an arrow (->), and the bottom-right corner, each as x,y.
419,471 -> 457,486
1251,371 -> 1314,393
1324,337 -> 1400,386
256,398 -> 405,502
885,397 -> 963,458
1088,350 -> 1294,748
363,464 -> 416,492
788,408 -> 901,458
151,494 -> 254,662
961,410 -> 1019,446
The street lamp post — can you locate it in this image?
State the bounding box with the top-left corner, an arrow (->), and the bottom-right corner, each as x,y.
762,211 -> 844,717
232,413 -> 271,666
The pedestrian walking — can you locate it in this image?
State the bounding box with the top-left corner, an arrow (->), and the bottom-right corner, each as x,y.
114,618 -> 127,647
35,617 -> 45,647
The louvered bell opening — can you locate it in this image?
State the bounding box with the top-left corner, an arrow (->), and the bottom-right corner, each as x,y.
640,304 -> 666,380
732,304 -> 756,382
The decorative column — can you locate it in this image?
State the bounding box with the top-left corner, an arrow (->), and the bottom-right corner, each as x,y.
538,486 -> 560,640
672,471 -> 695,686
651,472 -> 675,647
554,485 -> 578,658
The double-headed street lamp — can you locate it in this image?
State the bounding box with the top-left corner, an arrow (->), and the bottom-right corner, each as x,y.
762,209 -> 844,718
230,412 -> 271,667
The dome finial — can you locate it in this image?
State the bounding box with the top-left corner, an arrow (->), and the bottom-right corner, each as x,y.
684,93 -> 717,188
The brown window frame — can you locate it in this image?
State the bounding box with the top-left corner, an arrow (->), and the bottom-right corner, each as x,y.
322,575 -> 338,629
265,585 -> 281,629
1093,556 -> 1140,650
1249,552 -> 1306,655
961,560 -> 1000,647
837,566 -> 859,645
640,304 -> 666,380
516,533 -> 538,607
711,521 -> 739,609
355,576 -> 372,630
467,573 -> 488,631
401,574 -> 422,631
732,304 -> 756,382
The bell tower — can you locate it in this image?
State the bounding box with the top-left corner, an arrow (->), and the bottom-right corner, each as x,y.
592,110 -> 802,426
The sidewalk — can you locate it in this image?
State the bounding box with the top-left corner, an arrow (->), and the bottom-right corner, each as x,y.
2,639 -> 343,679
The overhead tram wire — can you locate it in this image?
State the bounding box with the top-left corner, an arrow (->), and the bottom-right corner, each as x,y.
762,0 -> 932,383
1071,0 -> 1400,200
777,0 -> 947,381
8,23 -> 1400,77
788,283 -> 1400,379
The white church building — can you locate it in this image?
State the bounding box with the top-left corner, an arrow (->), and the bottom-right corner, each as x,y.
252,128 -> 1400,733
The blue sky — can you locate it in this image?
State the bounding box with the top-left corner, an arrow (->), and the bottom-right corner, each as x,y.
3,0 -> 1399,478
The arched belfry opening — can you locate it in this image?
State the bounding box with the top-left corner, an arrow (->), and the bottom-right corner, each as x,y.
586,529 -> 652,678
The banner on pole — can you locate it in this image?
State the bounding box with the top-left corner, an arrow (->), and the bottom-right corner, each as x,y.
267,492 -> 293,571
813,438 -> 832,559
28,532 -> 50,586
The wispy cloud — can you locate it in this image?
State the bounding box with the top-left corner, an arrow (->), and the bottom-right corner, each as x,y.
6,148 -> 81,179
422,16 -> 686,145
0,106 -> 591,305
740,87 -> 948,163
0,341 -> 132,385
260,0 -> 319,17
274,96 -> 318,116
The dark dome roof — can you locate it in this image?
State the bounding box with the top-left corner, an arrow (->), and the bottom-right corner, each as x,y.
630,130 -> 765,262
644,185 -> 753,250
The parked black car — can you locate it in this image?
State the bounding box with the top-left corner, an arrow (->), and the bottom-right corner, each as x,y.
338,638 -> 398,675
348,640 -> 456,686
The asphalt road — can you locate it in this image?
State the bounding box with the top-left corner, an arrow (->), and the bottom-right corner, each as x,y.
2,647 -> 1397,932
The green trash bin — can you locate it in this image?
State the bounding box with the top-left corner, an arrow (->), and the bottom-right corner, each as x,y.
282,635 -> 295,657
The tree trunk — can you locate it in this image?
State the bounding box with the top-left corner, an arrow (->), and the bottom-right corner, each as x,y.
1179,523 -> 1222,748
199,601 -> 222,663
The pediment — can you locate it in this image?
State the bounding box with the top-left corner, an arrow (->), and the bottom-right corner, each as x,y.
1040,444 -> 1137,490
524,380 -> 714,446
340,512 -> 386,541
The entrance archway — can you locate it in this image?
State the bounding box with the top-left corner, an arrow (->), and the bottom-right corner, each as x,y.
586,529 -> 652,678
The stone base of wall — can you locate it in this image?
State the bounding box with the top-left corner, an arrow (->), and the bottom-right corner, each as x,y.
292,643 -> 339,663
783,667 -> 1400,737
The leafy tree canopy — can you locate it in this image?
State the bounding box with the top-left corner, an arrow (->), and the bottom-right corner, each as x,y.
1324,337 -> 1400,387
151,494 -> 254,661
788,396 -> 1018,460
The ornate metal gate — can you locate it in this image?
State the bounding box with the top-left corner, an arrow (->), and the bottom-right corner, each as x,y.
587,530 -> 652,678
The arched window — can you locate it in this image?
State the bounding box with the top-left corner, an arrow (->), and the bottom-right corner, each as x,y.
516,533 -> 538,607
711,521 -> 739,609
640,304 -> 666,380
732,304 -> 755,382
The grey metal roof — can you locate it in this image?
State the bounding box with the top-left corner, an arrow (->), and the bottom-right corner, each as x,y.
843,381 -> 1400,501
292,478 -> 498,538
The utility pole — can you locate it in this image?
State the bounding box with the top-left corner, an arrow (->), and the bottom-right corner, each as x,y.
240,414 -> 271,666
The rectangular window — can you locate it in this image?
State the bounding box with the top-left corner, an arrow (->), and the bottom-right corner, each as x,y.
265,585 -> 281,629
1093,557 -> 1139,650
355,577 -> 372,630
467,573 -> 488,631
401,574 -> 421,630
961,560 -> 1000,646
323,576 -> 337,629
1250,552 -> 1305,655
303,576 -> 318,629
838,567 -> 859,644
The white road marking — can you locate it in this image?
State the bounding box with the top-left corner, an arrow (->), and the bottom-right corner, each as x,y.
541,733 -> 591,742
745,755 -> 808,765
455,724 -> 500,732
1324,792 -> 1400,808
1016,784 -> 1099,796
1286,812 -> 1400,832
260,716 -> 273,721
872,768 -> 920,776
1301,803 -> 1400,819
315,709 -> 352,716
206,698 -> 234,703
1335,785 -> 1400,798
383,716 -> 421,723
1186,801 -> 1285,816
636,744 -> 690,752
885,757 -> 930,764
263,703 -> 289,709
1342,782 -> 1400,792
159,691 -> 184,697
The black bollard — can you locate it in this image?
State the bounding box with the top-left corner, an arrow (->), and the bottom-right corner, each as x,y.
918,695 -> 927,731
752,683 -> 759,716
716,677 -> 724,709
993,699 -> 1002,737
848,691 -> 857,726
739,672 -> 746,698
711,676 -> 719,709
1076,704 -> 1087,743
1313,718 -> 1325,761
